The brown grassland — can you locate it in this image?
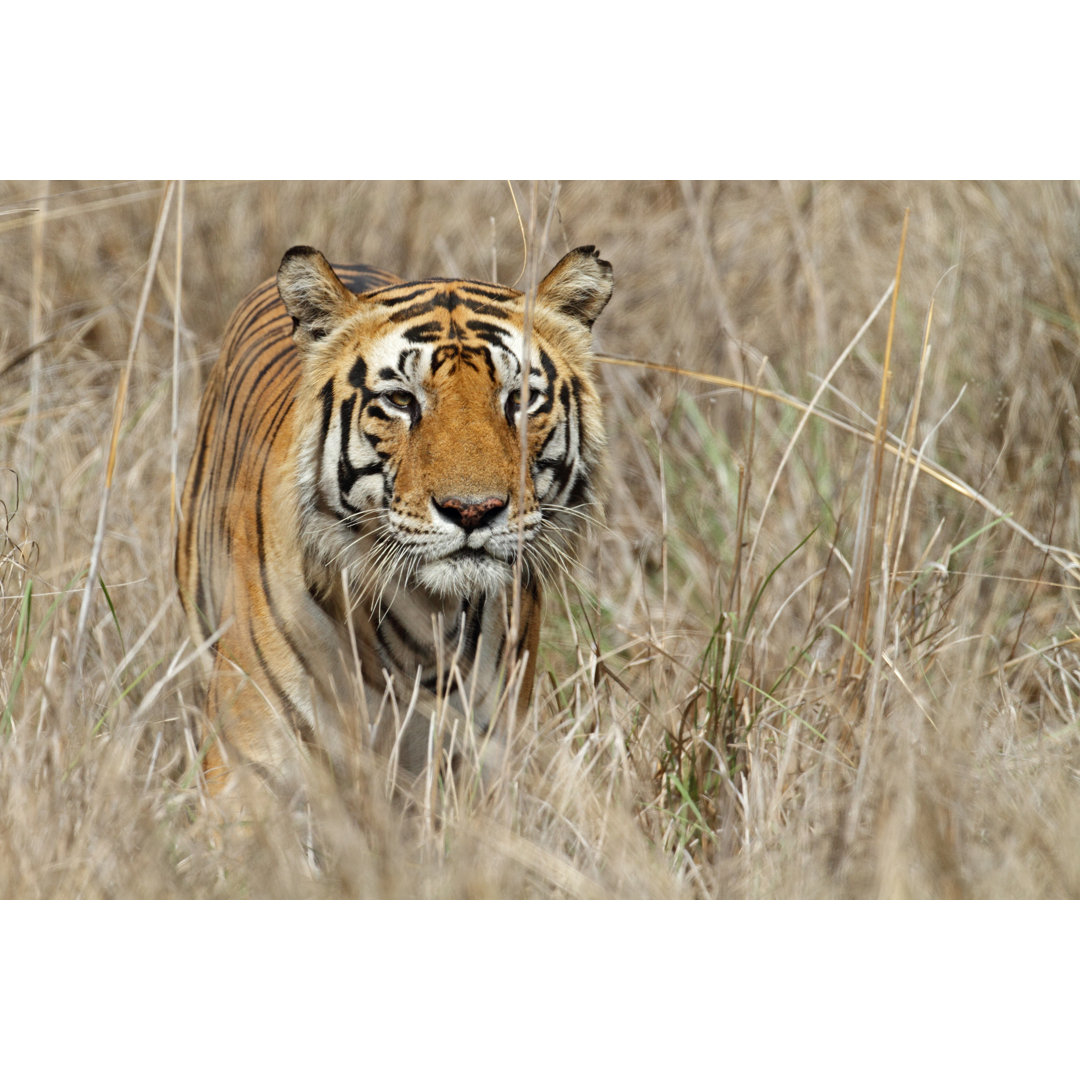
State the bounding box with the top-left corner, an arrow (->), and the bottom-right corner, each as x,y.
2,179 -> 1080,899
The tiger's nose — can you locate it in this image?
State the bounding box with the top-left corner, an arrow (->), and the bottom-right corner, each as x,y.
433,494 -> 507,532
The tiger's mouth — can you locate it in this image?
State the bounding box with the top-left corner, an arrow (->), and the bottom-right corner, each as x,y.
449,547 -> 507,563
416,545 -> 515,597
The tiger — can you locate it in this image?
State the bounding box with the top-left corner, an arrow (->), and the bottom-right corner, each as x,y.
175,244 -> 613,796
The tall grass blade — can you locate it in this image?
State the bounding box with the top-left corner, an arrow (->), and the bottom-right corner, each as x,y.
70,182 -> 175,682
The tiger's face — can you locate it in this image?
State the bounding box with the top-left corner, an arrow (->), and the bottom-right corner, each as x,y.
279,246 -> 613,602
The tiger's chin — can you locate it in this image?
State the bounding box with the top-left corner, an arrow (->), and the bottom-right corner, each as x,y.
416,550 -> 515,598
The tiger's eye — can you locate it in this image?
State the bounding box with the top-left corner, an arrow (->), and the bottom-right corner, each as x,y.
385,389 -> 416,411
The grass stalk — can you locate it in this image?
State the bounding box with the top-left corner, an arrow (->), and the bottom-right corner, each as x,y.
170,180 -> 185,537
846,208 -> 909,680
70,182 -> 175,682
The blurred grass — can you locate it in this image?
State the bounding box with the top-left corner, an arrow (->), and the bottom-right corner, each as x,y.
2,179 -> 1080,898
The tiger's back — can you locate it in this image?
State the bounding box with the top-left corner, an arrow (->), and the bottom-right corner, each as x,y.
176,247 -> 612,794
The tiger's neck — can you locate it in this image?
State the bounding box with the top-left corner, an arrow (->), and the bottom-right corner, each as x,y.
304,553 -> 534,724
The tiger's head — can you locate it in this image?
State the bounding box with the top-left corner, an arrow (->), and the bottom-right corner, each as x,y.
278,245 -> 613,602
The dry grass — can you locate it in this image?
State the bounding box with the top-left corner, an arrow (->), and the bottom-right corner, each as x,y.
3,179 -> 1080,899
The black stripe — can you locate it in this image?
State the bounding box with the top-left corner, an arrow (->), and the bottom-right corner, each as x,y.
348,354 -> 367,387
373,285 -> 434,308
465,319 -> 510,347
458,593 -> 484,667
403,321 -> 443,343
460,301 -> 515,319
386,291 -> 454,322
539,348 -> 558,387
333,264 -> 403,295
317,376 -> 335,466
458,283 -> 516,302
565,471 -> 590,507
337,394 -> 382,494
568,375 -> 585,469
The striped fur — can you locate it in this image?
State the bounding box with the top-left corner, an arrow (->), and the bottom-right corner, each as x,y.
176,246 -> 612,793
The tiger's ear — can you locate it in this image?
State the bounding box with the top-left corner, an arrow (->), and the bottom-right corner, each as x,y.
277,246 -> 359,345
535,246 -> 613,330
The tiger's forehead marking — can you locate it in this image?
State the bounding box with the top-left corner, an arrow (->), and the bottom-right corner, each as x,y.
379,337 -> 516,386
429,342 -> 495,376
366,278 -> 520,309
365,279 -> 522,343
354,279 -> 532,384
